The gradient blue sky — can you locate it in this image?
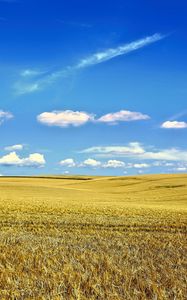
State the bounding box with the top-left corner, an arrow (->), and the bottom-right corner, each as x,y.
0,0 -> 187,176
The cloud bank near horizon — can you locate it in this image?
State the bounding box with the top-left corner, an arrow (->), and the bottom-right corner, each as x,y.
81,142 -> 187,162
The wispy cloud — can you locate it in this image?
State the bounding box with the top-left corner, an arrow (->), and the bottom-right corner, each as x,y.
82,142 -> 145,156
14,82 -> 40,95
14,68 -> 72,95
76,33 -> 165,69
4,144 -> 24,151
0,110 -> 13,125
14,68 -> 49,94
20,69 -> 46,78
14,33 -> 166,95
168,110 -> 187,121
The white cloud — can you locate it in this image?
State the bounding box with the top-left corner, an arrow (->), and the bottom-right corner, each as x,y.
37,110 -> 150,128
152,161 -> 174,167
24,153 -> 46,167
138,170 -> 144,174
5,144 -> 24,151
37,110 -> 94,127
169,161 -> 187,172
0,110 -> 13,125
131,163 -> 150,168
82,158 -> 101,167
0,152 -> 46,167
103,160 -> 125,168
82,142 -> 187,162
59,158 -> 126,169
77,33 -> 165,68
15,33 -> 165,95
123,162 -> 150,169
97,110 -> 150,125
59,158 -> 76,167
161,120 -> 187,129
174,167 -> 187,172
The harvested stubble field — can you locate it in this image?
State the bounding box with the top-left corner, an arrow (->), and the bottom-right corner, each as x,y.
0,174 -> 186,300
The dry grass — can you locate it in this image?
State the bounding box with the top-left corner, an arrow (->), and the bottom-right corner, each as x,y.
0,174 -> 186,299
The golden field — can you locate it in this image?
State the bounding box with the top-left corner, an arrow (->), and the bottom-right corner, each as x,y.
0,174 -> 186,300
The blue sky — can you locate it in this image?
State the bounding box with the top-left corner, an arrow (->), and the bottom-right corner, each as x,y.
0,0 -> 187,176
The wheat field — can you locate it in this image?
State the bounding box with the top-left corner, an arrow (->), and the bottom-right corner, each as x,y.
0,174 -> 186,299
